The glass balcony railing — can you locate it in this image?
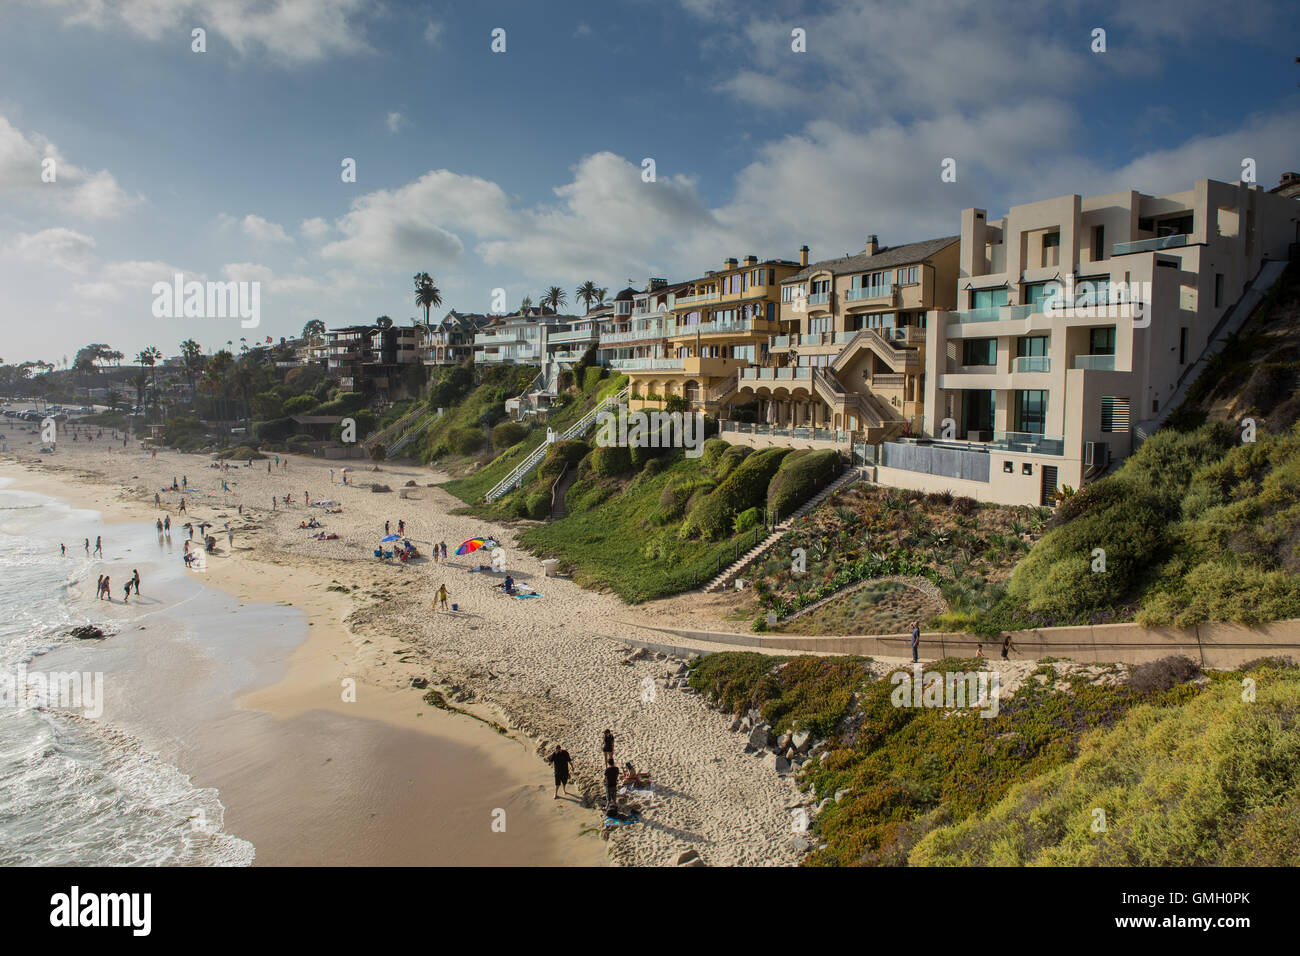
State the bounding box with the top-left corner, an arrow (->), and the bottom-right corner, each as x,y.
845,284 -> 892,301
807,291 -> 830,305
739,367 -> 812,381
992,431 -> 1064,455
1014,355 -> 1051,373
1073,354 -> 1116,371
1112,233 -> 1190,256
610,357 -> 684,371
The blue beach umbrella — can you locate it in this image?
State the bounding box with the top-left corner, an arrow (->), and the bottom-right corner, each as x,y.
380,534 -> 401,543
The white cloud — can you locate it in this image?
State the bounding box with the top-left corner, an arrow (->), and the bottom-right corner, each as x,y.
6,227 -> 97,272
300,216 -> 331,240
27,0 -> 374,64
423,19 -> 444,46
385,111 -> 409,134
71,259 -> 202,303
0,114 -> 137,219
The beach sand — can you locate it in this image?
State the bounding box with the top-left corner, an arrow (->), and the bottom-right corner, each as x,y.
2,427 -> 805,866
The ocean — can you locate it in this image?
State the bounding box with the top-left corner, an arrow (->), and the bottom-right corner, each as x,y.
0,477 -> 270,866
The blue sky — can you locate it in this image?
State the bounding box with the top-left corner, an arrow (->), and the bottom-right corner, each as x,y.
1,0 -> 1297,364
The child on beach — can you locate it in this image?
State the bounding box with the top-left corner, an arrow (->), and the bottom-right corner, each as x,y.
436,584 -> 449,611
123,580 -> 131,603
132,569 -> 140,596
546,744 -> 573,799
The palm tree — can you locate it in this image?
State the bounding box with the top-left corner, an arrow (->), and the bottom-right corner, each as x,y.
541,286 -> 567,314
128,373 -> 148,413
414,273 -> 442,328
136,347 -> 162,415
179,339 -> 204,404
594,287 -> 608,306
520,295 -> 533,314
575,280 -> 600,313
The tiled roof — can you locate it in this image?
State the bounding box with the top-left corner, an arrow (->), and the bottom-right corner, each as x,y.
786,236 -> 960,282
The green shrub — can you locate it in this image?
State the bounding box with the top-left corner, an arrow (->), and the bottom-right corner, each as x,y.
582,365 -> 604,393
664,394 -> 689,413
733,506 -> 761,535
549,439 -> 590,465
447,426 -> 485,455
255,417 -> 296,443
684,447 -> 789,540
767,449 -> 841,519
701,438 -> 730,469
591,444 -> 632,478
492,421 -> 529,450
525,491 -> 551,520
282,394 -> 316,416
712,443 -> 752,480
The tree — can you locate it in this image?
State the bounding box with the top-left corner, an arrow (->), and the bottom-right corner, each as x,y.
414,272 -> 442,328
302,319 -> 325,339
576,281 -> 600,313
375,315 -> 394,329
541,286 -> 567,314
180,339 -> 204,402
520,295 -> 533,314
594,287 -> 608,305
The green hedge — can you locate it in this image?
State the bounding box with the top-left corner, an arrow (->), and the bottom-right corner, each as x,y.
591,444 -> 632,478
447,426 -> 485,455
683,447 -> 789,540
767,449 -> 842,519
492,420 -> 529,450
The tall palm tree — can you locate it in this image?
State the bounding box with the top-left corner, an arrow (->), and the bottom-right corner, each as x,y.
520,295 -> 533,315
179,339 -> 204,404
541,286 -> 567,314
137,347 -> 162,413
575,280 -> 600,313
414,272 -> 442,328
594,287 -> 608,306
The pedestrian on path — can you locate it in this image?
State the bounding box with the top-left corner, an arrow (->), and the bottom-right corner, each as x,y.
911,620 -> 920,663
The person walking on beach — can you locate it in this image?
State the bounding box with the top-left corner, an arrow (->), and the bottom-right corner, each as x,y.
132,569 -> 140,596
122,579 -> 131,603
911,620 -> 920,663
178,498 -> 186,514
227,525 -> 234,550
154,492 -> 160,508
440,541 -> 447,560
182,475 -> 187,489
94,536 -> 103,557
603,754 -> 620,815
96,574 -> 104,598
397,520 -> 405,537
602,729 -> 615,762
163,514 -> 171,533
85,538 -> 90,555
267,461 -> 271,474
436,583 -> 449,611
60,543 -> 65,556
546,744 -> 574,799
385,520 -> 390,536
101,575 -> 111,601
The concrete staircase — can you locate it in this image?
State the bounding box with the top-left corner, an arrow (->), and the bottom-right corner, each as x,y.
549,462 -> 578,520
701,466 -> 864,592
385,409 -> 441,457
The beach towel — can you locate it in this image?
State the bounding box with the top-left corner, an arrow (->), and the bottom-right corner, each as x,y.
602,813 -> 641,828
514,592 -> 541,599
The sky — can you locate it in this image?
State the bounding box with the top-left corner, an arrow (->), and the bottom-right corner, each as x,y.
1,0 -> 1298,364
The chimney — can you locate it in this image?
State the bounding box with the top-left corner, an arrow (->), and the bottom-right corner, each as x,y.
865,235 -> 879,255
799,245 -> 809,267
743,255 -> 758,267
724,257 -> 738,270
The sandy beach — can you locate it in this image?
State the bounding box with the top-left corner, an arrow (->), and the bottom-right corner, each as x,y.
1,427 -> 809,866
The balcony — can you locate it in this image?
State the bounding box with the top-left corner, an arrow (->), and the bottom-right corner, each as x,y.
610,357 -> 685,371
844,283 -> 893,302
671,318 -> 771,338
1013,356 -> 1051,373
548,327 -> 599,345
992,431 -> 1064,455
807,291 -> 830,306
1073,354 -> 1116,371
1112,233 -> 1189,256
675,290 -> 721,307
739,367 -> 813,383
599,325 -> 666,346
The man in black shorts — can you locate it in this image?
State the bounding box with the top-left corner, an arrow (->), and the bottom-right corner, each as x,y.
546,744 -> 573,799
603,755 -> 620,815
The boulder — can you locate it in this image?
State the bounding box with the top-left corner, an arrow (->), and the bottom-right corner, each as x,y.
776,733 -> 792,751
370,483 -> 392,493
728,717 -> 742,733
791,729 -> 812,752
410,677 -> 428,689
774,755 -> 792,774
748,722 -> 773,750
790,836 -> 810,853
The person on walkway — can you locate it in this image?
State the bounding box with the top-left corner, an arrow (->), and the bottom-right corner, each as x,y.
603,754 -> 620,815
546,744 -> 574,799
911,620 -> 920,663
94,536 -> 103,557
1001,634 -> 1013,660
974,643 -> 984,659
436,583 -> 449,611
602,729 -> 615,762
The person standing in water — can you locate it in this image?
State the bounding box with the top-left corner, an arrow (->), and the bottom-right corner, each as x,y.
132,569 -> 140,596
94,536 -> 103,557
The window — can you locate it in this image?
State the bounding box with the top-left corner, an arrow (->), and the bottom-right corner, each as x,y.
1179,327 -> 1188,364
895,266 -> 918,285
1003,461 -> 1014,473
1214,273 -> 1224,308
1023,281 -> 1059,307
1042,231 -> 1060,267
1158,214 -> 1194,237
1100,396 -> 1130,433
971,287 -> 1008,310
1138,217 -> 1154,233
1016,336 -> 1048,357
1043,231 -> 1060,248
1075,276 -> 1111,306
963,338 -> 997,366
781,284 -> 804,303
1089,327 -> 1116,355
1014,390 -> 1048,434
1093,224 -> 1105,261
1022,463 -> 1033,475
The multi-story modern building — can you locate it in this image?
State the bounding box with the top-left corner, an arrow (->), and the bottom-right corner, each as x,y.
624,254 -> 801,416
865,178 -> 1300,506
598,279 -> 684,370
325,323 -> 420,395
726,235 -> 959,450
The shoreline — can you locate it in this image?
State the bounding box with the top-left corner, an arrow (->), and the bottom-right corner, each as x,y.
1,438 -> 807,866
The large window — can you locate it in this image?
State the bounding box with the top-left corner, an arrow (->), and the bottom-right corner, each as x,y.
961,390 -> 995,435
1016,336 -> 1048,358
971,287 -> 1008,310
1089,327 -> 1116,354
1014,390 -> 1048,435
963,338 -> 997,366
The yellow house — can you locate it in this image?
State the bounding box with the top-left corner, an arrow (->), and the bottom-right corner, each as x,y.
728,235 -> 959,448
625,254 -> 802,415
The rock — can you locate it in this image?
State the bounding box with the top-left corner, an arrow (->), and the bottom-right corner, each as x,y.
785,748 -> 797,761
748,723 -> 773,750
410,677 -> 428,689
675,849 -> 700,866
370,484 -> 391,493
834,788 -> 851,804
739,716 -> 752,732
627,647 -> 648,660
404,480 -> 417,487
776,733 -> 792,751
774,755 -> 792,774
790,837 -> 810,853
792,729 -> 812,752
69,625 -> 104,640
728,717 -> 742,732
758,752 -> 779,772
